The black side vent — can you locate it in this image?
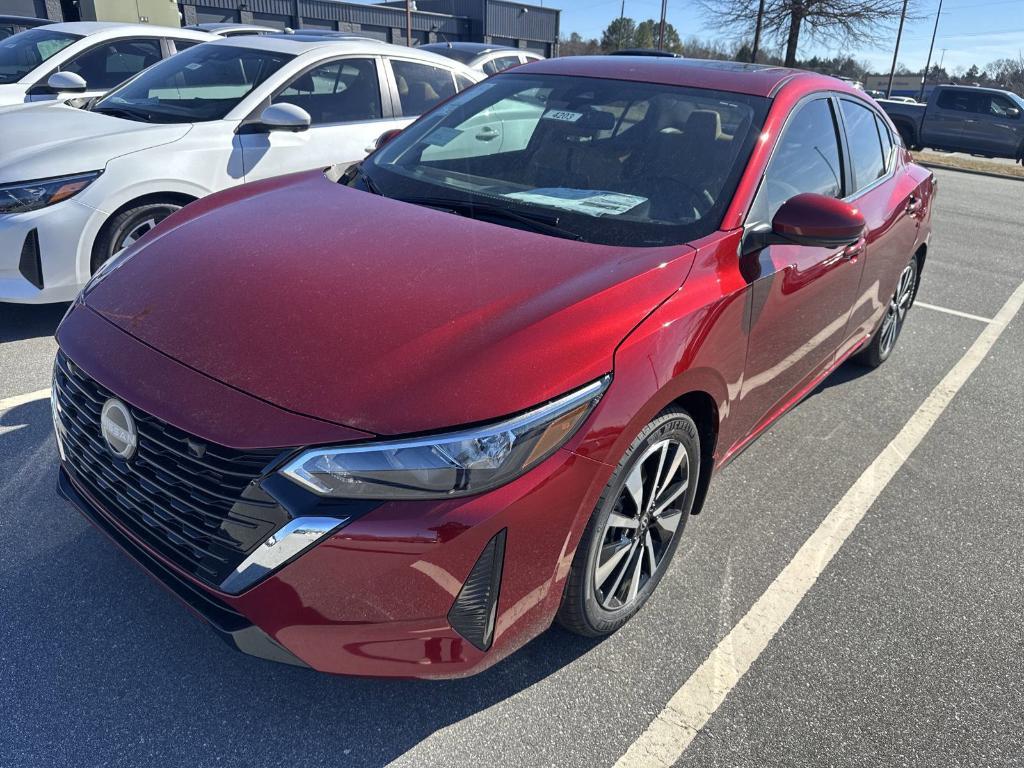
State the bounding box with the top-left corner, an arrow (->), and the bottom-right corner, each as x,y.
448,529 -> 507,651
19,229 -> 43,289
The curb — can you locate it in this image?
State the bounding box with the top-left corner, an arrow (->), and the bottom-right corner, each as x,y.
915,160 -> 1024,182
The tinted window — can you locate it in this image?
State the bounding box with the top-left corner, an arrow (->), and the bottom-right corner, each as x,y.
841,99 -> 886,191
275,58 -> 381,124
0,25 -> 16,40
483,55 -> 521,75
876,115 -> 894,170
95,44 -> 292,123
749,98 -> 843,224
171,39 -> 201,52
454,72 -> 476,91
982,93 -> 1020,118
62,38 -> 162,90
937,90 -> 979,112
391,59 -> 455,115
362,74 -> 769,247
0,28 -> 80,84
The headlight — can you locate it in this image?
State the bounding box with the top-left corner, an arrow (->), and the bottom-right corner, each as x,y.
280,376 -> 610,499
0,171 -> 101,214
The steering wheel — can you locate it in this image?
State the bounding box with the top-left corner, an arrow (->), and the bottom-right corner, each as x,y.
645,175 -> 714,221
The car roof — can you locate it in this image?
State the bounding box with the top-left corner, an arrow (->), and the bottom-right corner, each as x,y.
44,21 -> 213,39
186,22 -> 276,33
211,33 -> 481,69
517,56 -> 831,98
421,42 -> 519,55
0,14 -> 51,24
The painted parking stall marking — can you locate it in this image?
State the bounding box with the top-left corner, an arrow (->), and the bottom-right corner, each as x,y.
0,388 -> 51,413
914,300 -> 994,324
614,277 -> 1024,768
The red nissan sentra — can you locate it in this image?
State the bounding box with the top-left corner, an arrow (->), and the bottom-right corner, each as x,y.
53,57 -> 934,678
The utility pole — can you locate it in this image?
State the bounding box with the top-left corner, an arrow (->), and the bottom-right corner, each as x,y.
620,0 -> 625,19
919,0 -> 944,101
657,0 -> 668,50
751,0 -> 766,63
886,0 -> 910,98
406,0 -> 413,46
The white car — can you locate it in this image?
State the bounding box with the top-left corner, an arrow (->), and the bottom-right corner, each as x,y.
420,42 -> 543,76
0,34 -> 483,303
0,22 -> 215,107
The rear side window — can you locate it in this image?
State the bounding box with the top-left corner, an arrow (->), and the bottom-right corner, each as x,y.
876,115 -> 894,169
274,58 -> 382,124
171,39 -> 201,53
841,99 -> 886,192
483,55 -> 521,75
391,59 -> 456,116
454,72 -> 476,91
937,90 -> 979,112
749,97 -> 843,224
62,38 -> 162,90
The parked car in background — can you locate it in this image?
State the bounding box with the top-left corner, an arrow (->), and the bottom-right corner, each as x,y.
884,95 -> 918,104
0,14 -> 50,40
421,41 -> 542,75
52,58 -> 933,678
0,22 -> 214,107
184,22 -> 277,37
609,48 -> 682,58
882,84 -> 1024,160
0,33 -> 482,303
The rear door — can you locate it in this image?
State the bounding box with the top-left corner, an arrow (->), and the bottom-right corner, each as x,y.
239,56 -> 404,181
835,96 -> 922,360
737,95 -> 865,435
922,88 -> 977,149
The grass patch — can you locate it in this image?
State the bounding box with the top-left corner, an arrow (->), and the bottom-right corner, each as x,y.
913,150 -> 1024,179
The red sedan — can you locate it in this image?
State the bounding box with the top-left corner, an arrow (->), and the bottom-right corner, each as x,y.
53,56 -> 934,678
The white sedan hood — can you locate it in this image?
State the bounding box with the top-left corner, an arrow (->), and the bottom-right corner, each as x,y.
0,82 -> 28,107
0,102 -> 191,183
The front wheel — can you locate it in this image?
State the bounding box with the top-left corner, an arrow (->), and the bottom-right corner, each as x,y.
91,201 -> 182,273
557,408 -> 700,637
855,255 -> 919,368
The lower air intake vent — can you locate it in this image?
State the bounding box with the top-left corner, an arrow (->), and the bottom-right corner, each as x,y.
448,529 -> 506,651
19,229 -> 43,289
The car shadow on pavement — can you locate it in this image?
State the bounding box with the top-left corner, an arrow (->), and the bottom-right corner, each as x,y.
0,302 -> 70,343
1,399 -> 603,768
809,358 -> 874,398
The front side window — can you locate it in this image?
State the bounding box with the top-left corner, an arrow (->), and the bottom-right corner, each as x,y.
0,28 -> 81,84
391,58 -> 456,116
749,97 -> 843,224
983,93 -> 1020,118
60,38 -> 162,90
360,74 -> 769,246
841,99 -> 886,192
94,44 -> 292,123
274,58 -> 381,124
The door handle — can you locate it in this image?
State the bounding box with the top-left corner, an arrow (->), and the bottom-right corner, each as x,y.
905,195 -> 921,214
476,127 -> 499,141
842,237 -> 866,261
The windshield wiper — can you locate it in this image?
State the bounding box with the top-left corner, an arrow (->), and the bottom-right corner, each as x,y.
92,106 -> 150,122
396,196 -> 583,241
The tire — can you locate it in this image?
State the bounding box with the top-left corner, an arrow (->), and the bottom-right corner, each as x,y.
854,254 -> 919,369
896,123 -> 916,151
557,407 -> 700,637
91,201 -> 182,273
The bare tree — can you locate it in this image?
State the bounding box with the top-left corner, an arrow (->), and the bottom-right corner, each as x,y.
701,0 -> 912,67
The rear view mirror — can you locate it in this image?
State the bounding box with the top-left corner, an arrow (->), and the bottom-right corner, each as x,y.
47,71 -> 87,94
771,193 -> 865,249
258,103 -> 311,132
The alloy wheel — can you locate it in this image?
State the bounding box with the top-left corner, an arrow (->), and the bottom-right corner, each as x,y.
879,262 -> 916,356
594,438 -> 690,610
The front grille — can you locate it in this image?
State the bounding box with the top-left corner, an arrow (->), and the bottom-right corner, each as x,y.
53,351 -> 292,589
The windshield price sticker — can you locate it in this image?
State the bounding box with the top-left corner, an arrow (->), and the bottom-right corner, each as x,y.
542,109 -> 583,123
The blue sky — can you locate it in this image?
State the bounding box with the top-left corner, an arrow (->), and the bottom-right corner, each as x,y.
551,0 -> 1024,73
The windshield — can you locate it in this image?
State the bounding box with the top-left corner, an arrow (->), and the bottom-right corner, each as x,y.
93,44 -> 292,123
0,28 -> 80,84
360,74 -> 769,246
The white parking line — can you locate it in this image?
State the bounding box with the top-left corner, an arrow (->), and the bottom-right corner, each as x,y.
915,301 -> 994,324
0,388 -> 51,413
615,277 -> 1024,768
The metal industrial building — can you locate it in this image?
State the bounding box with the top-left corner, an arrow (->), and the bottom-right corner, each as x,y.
1,0 -> 560,56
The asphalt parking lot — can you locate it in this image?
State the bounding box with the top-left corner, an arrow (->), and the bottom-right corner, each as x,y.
2,167 -> 1022,768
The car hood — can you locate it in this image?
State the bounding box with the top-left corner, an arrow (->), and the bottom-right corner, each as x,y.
84,172 -> 695,437
0,102 -> 190,183
0,82 -> 28,106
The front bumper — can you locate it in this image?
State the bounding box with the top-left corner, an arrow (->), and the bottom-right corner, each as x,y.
0,200 -> 98,304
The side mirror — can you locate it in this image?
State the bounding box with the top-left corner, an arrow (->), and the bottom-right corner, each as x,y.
374,128 -> 403,151
769,193 -> 865,249
258,103 -> 311,132
1006,106 -> 1021,118
47,71 -> 87,94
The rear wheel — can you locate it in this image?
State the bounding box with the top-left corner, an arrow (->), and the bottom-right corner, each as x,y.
557,408 -> 700,636
855,255 -> 919,368
91,201 -> 182,273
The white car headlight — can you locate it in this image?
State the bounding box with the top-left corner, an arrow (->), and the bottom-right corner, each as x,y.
0,171 -> 101,214
280,377 -> 610,500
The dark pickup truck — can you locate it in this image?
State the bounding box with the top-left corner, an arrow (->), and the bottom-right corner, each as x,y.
881,84 -> 1024,162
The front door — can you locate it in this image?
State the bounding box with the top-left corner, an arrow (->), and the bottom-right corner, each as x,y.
736,95 -> 865,439
239,56 -> 405,182
965,91 -> 1024,158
